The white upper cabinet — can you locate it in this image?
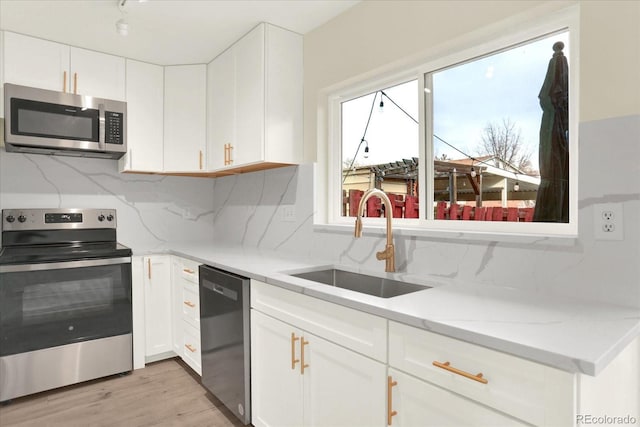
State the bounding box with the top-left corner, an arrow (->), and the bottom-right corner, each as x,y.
3,32 -> 70,92
207,47 -> 235,171
69,47 -> 125,101
120,59 -> 164,173
207,23 -> 302,172
233,24 -> 265,166
3,32 -> 125,101
164,64 -> 207,173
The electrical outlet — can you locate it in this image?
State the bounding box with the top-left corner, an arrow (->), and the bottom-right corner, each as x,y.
602,223 -> 615,233
602,211 -> 614,221
594,203 -> 623,240
282,205 -> 296,222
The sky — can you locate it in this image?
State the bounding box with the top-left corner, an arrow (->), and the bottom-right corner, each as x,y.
342,31 -> 570,174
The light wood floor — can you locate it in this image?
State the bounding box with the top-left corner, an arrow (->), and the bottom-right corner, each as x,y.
0,358 -> 247,427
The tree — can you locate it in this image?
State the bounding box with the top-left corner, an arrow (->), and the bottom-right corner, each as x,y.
477,118 -> 532,172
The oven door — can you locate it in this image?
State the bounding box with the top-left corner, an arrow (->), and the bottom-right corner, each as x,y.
0,257 -> 132,357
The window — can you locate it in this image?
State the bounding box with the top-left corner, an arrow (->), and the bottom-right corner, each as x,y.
326,10 -> 578,238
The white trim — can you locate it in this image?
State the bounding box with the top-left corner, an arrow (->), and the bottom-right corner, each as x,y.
318,4 -> 580,238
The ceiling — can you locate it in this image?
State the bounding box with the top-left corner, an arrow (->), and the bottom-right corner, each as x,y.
0,0 -> 359,65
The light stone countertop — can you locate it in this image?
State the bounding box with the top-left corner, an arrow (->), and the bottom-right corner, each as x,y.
159,242 -> 640,377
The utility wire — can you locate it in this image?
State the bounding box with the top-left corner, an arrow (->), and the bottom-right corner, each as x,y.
344,89 -> 523,182
343,92 -> 379,183
380,91 -> 510,173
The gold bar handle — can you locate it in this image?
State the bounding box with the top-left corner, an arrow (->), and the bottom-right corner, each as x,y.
147,259 -> 151,279
185,344 -> 196,353
183,301 -> 195,308
432,361 -> 488,384
63,71 -> 67,93
387,375 -> 398,425
291,333 -> 300,370
73,72 -> 78,94
183,268 -> 195,274
223,144 -> 228,165
199,150 -> 203,170
300,337 -> 309,374
228,144 -> 233,165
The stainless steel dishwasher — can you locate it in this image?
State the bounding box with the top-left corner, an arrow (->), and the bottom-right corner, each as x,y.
199,265 -> 251,425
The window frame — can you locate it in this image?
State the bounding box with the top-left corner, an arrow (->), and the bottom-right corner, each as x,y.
320,5 -> 580,239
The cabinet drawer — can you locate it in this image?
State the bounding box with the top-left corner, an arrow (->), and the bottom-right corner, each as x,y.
389,321 -> 574,426
181,285 -> 199,328
251,280 -> 387,362
182,322 -> 201,376
178,259 -> 200,283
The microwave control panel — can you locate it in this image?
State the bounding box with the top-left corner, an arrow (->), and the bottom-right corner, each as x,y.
105,111 -> 124,145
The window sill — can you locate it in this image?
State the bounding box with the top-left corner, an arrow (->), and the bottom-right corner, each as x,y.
313,222 -> 578,246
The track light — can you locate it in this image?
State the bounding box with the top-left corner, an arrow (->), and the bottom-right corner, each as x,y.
116,0 -> 130,36
116,18 -> 129,36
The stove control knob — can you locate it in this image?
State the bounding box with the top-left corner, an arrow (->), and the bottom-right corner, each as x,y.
6,215 -> 15,223
18,215 -> 27,223
98,214 -> 105,222
106,214 -> 114,222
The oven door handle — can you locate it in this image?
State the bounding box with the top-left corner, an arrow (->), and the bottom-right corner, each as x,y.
0,257 -> 131,273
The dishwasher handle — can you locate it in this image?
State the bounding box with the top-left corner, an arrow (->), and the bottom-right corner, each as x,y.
202,279 -> 238,301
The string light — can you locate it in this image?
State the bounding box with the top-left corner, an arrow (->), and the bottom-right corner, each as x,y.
470,166 -> 476,178
364,140 -> 369,158
379,92 -> 384,112
514,181 -> 520,191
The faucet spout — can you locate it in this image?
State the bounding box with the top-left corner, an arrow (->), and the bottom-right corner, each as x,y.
353,189 -> 396,272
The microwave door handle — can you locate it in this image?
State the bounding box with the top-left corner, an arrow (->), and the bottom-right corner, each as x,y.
98,103 -> 106,151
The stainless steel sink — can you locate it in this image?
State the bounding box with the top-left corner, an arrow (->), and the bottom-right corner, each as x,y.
290,268 -> 431,298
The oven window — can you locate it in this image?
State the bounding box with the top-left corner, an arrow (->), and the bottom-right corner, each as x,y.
22,278 -> 114,324
0,263 -> 132,357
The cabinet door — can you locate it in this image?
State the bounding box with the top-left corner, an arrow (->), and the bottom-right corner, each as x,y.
121,59 -> 164,172
69,47 -> 125,101
3,32 -> 69,92
251,310 -> 304,427
234,24 -> 265,166
143,256 -> 173,358
182,322 -> 202,376
164,65 -> 207,172
264,23 -> 303,164
207,48 -> 235,170
304,333 -> 387,427
388,368 -> 528,427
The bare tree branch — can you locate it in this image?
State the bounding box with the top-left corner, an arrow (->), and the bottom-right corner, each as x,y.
478,118 -> 533,172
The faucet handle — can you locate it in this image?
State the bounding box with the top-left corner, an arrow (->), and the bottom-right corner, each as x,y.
376,244 -> 396,272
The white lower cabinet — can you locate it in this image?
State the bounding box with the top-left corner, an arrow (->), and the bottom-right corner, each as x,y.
388,321 -> 575,426
251,280 -> 388,427
251,310 -> 386,427
251,310 -> 304,427
171,256 -> 202,375
303,329 -> 386,427
142,255 -> 173,359
388,368 -> 527,427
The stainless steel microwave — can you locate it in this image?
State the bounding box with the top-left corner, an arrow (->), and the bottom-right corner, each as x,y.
3,83 -> 127,159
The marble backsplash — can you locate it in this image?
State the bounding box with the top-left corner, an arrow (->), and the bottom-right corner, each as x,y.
0,151 -> 215,252
210,115 -> 640,309
1,115 -> 637,309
